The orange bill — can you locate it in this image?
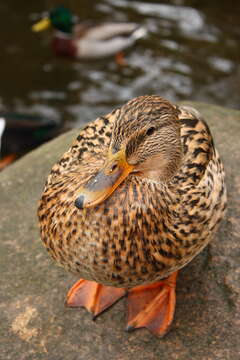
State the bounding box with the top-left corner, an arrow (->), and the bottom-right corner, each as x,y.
75,150 -> 133,209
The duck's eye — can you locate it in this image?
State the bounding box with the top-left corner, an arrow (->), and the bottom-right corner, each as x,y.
146,127 -> 156,136
110,164 -> 118,173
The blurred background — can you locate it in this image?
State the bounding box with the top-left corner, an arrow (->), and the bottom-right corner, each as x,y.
0,0 -> 239,166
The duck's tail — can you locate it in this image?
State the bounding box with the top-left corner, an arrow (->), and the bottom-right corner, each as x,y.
131,25 -> 147,41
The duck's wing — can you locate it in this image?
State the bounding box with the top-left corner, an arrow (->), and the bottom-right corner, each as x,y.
173,104 -> 227,224
171,105 -> 216,187
74,23 -> 146,58
75,23 -> 145,41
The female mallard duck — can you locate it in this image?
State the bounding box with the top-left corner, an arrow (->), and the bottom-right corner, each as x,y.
32,6 -> 146,63
38,95 -> 227,337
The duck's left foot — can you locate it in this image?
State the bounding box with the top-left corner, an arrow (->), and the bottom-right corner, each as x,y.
66,279 -> 126,318
115,51 -> 127,66
126,271 -> 178,337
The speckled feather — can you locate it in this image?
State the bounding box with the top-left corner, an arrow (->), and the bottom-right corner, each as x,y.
38,96 -> 227,288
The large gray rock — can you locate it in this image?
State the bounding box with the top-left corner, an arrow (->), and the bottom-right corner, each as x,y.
0,102 -> 239,360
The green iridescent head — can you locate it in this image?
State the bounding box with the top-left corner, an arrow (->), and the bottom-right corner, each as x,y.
49,6 -> 75,33
32,6 -> 75,34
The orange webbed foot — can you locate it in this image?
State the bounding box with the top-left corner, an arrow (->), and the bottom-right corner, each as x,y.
66,279 -> 126,318
126,271 -> 178,337
115,51 -> 127,66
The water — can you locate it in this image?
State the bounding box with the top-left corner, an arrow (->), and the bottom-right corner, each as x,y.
0,0 -> 239,146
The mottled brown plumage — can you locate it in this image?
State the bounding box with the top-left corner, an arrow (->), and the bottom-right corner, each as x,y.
38,95 -> 227,336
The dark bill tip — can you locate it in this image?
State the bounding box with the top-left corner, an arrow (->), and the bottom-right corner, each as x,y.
125,324 -> 135,332
75,195 -> 85,209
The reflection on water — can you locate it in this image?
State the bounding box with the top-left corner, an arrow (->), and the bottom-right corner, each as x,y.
0,0 -> 239,136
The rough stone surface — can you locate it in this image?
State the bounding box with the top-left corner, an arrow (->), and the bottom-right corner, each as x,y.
0,103 -> 239,360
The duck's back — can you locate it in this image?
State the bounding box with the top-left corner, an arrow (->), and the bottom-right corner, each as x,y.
163,105 -> 227,273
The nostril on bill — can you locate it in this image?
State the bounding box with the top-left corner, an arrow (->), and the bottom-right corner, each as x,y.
110,164 -> 118,173
75,195 -> 85,209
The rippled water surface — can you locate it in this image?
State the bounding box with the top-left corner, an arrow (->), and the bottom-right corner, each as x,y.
0,0 -> 239,133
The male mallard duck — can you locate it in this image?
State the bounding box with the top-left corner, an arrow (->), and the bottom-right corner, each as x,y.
38,95 -> 227,336
32,6 -> 146,63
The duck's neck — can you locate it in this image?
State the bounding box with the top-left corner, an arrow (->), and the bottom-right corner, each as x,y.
136,147 -> 183,184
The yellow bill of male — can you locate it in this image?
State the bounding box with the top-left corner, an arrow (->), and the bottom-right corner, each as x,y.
75,151 -> 133,209
32,17 -> 51,32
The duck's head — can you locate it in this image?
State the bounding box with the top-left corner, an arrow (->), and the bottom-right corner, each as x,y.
75,95 -> 182,209
32,6 -> 75,34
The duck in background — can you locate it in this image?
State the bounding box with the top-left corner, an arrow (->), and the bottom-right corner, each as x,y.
32,6 -> 146,65
0,112 -> 63,170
